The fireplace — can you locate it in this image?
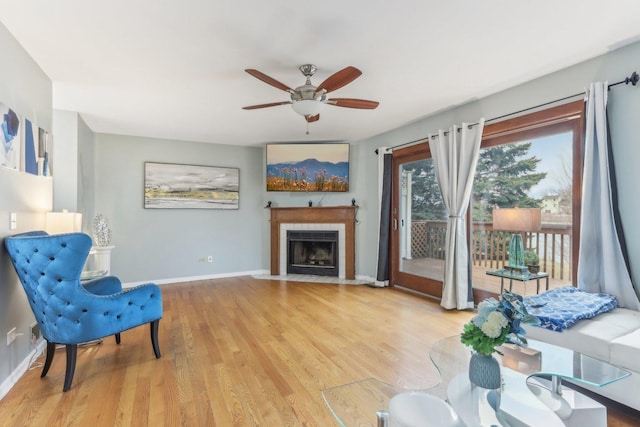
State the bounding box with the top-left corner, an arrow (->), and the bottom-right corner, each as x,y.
287,230 -> 339,277
269,206 -> 357,279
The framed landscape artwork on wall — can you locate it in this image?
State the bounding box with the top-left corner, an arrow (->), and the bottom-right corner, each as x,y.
144,162 -> 239,209
266,142 -> 349,192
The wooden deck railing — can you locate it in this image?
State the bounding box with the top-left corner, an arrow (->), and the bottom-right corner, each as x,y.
410,220 -> 572,281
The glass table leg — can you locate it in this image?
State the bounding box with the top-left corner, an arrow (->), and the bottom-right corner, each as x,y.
551,375 -> 563,395
376,410 -> 388,427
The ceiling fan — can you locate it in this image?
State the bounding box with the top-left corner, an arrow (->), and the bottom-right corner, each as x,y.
242,64 -> 379,124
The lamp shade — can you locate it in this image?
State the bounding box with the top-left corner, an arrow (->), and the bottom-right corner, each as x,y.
291,99 -> 325,117
492,208 -> 541,232
45,209 -> 82,234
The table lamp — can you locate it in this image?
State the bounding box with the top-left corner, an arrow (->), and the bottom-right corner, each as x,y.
45,209 -> 83,234
492,207 -> 541,272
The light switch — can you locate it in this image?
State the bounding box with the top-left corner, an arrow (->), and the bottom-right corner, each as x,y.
10,212 -> 17,230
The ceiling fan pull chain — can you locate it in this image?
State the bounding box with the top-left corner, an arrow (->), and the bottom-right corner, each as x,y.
306,121 -> 310,135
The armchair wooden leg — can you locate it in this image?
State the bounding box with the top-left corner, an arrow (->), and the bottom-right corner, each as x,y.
150,320 -> 161,359
63,344 -> 78,392
41,341 -> 56,378
115,333 -> 121,344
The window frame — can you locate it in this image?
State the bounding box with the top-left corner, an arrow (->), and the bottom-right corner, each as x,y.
471,100 -> 584,301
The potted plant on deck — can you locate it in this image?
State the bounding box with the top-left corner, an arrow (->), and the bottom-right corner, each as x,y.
523,250 -> 540,274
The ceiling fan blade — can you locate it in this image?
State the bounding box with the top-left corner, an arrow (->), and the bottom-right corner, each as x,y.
316,66 -> 362,93
306,114 -> 320,123
242,101 -> 292,110
327,98 -> 379,109
245,69 -> 293,92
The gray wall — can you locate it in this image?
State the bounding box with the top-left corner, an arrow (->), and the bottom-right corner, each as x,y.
52,110 -> 79,212
91,137 -> 371,282
77,114 -> 96,232
92,134 -> 265,283
355,40 -> 640,285
53,110 -> 96,232
0,23 -> 52,390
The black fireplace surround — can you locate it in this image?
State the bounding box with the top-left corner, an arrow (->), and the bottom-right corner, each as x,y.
287,230 -> 339,277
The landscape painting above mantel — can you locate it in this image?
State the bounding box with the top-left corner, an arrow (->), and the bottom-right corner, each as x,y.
144,162 -> 239,209
266,142 -> 349,192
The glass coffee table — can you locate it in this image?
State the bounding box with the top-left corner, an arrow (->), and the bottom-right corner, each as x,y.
322,336 -> 630,426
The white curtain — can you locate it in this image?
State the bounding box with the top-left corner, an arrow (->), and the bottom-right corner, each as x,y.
429,119 -> 485,310
578,82 -> 640,309
375,147 -> 393,287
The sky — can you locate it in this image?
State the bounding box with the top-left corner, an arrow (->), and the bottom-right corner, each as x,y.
266,143 -> 349,165
516,132 -> 573,199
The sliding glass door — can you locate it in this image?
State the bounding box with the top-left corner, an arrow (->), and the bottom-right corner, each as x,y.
390,143 -> 444,297
389,101 -> 584,302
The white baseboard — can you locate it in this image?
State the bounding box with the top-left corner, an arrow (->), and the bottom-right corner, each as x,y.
0,339 -> 46,401
123,269 -> 270,288
124,271 -> 376,288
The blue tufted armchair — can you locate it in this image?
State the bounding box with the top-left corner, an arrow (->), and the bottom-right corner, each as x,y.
4,231 -> 162,392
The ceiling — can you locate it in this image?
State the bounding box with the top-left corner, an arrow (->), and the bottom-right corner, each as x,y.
1,1 -> 640,147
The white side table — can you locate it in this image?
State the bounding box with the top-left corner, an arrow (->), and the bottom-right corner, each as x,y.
89,245 -> 115,275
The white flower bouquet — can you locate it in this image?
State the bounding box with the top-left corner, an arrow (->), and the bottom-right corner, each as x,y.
461,291 -> 539,356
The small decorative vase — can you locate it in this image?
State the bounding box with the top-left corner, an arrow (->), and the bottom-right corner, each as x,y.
469,353 -> 501,389
93,214 -> 112,247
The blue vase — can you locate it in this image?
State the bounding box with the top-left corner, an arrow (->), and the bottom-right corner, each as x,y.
508,233 -> 524,268
469,353 -> 501,389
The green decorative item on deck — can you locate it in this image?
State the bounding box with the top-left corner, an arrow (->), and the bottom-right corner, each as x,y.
507,234 -> 525,269
523,250 -> 539,266
492,207 -> 541,271
523,250 -> 540,274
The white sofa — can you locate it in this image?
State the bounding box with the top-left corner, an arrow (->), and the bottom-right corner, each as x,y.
523,307 -> 640,411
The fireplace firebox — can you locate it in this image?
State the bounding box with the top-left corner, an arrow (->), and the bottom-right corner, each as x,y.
287,230 -> 339,277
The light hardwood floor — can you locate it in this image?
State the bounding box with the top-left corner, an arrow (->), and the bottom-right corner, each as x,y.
0,276 -> 638,426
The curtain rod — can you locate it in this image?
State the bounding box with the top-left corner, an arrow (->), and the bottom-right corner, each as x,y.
381,71 -> 639,153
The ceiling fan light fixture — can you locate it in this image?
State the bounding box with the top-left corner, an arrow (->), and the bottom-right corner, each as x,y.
243,64 -> 377,124
291,99 -> 325,117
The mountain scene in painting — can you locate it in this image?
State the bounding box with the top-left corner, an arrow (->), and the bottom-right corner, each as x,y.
267,158 -> 349,192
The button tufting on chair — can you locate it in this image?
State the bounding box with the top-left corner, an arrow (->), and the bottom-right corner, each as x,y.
5,231 -> 163,392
